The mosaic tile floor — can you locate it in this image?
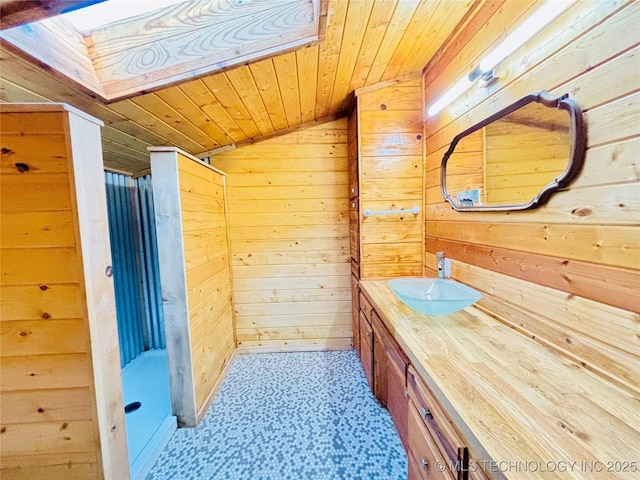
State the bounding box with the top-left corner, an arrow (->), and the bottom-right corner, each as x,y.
146,350 -> 407,479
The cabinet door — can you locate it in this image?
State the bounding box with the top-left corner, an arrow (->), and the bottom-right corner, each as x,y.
407,366 -> 464,465
359,311 -> 374,391
373,320 -> 387,406
351,274 -> 360,355
408,402 -> 454,480
387,356 -> 409,450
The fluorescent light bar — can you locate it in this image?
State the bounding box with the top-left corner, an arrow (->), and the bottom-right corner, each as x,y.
427,76 -> 473,117
426,0 -> 575,117
479,0 -> 575,72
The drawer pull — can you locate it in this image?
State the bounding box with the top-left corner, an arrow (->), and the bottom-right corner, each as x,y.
421,458 -> 428,470
421,407 -> 432,419
366,331 -> 371,337
403,390 -> 409,399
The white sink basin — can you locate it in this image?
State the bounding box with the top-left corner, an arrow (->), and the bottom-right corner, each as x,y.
387,277 -> 482,315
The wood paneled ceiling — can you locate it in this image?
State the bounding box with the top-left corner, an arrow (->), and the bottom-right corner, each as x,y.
0,0 -> 478,174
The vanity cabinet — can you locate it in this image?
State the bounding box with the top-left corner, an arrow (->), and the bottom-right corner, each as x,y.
359,286 -> 488,480
358,291 -> 375,390
373,309 -> 410,450
407,403 -> 453,480
383,332 -> 410,451
407,366 -> 466,479
358,291 -> 387,404
359,289 -> 411,448
407,366 -> 488,480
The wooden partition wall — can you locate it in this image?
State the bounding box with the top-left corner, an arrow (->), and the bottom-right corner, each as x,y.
0,104 -> 128,479
150,147 -> 235,426
423,1 -> 639,393
210,120 -> 351,352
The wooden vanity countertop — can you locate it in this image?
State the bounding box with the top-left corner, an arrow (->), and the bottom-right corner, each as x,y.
359,279 -> 640,480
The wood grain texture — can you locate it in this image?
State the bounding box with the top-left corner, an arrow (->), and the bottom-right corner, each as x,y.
151,148 -> 235,426
150,149 -> 196,427
210,119 -> 350,351
355,78 -> 424,279
361,280 -> 640,480
420,3 -> 640,456
0,106 -> 112,480
86,0 -> 319,99
423,0 -> 639,305
1,0 -> 476,172
1,18 -> 104,94
65,108 -> 129,480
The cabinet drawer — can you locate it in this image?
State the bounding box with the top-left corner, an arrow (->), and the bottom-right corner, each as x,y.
359,291 -> 374,321
408,366 -> 489,480
407,366 -> 463,465
408,401 -> 454,480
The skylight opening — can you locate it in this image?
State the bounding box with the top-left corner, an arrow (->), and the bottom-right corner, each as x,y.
61,0 -> 187,32
3,0 -> 322,101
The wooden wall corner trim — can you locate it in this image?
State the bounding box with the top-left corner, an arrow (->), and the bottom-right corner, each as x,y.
66,110 -> 130,480
150,150 -> 197,427
222,176 -> 238,349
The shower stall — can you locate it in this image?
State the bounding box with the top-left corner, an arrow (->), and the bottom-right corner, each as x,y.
104,171 -> 176,479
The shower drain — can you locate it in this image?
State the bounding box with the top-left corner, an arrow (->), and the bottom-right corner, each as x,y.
124,401 -> 142,414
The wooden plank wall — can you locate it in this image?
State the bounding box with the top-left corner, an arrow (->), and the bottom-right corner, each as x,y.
423,0 -> 640,394
209,120 -> 351,352
357,77 -> 424,278
176,153 -> 235,418
484,120 -> 570,204
1,111 -> 101,479
444,128 -> 485,203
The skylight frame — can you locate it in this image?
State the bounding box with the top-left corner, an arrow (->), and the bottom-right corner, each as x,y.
0,0 -> 325,102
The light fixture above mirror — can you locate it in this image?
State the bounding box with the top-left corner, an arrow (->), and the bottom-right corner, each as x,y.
427,0 -> 576,117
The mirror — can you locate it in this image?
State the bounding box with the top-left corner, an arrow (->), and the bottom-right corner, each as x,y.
441,90 -> 585,211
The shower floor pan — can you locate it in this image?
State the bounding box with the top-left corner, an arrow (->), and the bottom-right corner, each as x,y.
121,349 -> 177,480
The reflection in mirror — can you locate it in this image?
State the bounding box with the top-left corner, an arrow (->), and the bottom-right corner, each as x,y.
441,91 -> 585,211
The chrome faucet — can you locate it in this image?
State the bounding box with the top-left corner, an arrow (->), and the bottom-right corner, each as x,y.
436,252 -> 445,279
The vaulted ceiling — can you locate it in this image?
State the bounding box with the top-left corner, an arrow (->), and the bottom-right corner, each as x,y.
0,0 -> 478,174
